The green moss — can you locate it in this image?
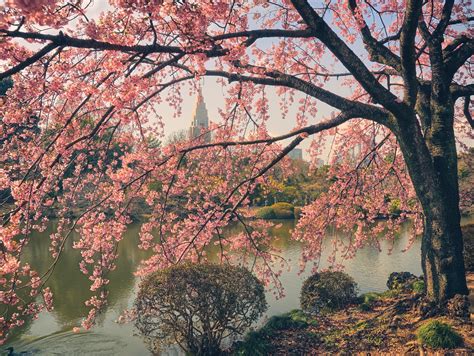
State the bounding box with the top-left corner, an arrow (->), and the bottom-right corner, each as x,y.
416,320 -> 463,349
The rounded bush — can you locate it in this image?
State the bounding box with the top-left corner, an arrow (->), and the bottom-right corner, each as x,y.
272,202 -> 294,211
386,271 -> 421,291
135,263 -> 267,355
300,271 -> 357,313
255,206 -> 276,219
416,320 -> 462,349
256,202 -> 295,220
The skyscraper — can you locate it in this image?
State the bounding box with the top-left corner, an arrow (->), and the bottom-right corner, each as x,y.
189,87 -> 210,142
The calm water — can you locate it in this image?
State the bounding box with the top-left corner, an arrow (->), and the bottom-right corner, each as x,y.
7,217 -> 473,355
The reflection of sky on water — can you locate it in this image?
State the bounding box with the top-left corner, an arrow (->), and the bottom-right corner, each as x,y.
8,216 -> 473,355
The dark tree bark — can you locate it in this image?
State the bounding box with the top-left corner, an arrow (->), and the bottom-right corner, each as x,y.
394,84 -> 468,302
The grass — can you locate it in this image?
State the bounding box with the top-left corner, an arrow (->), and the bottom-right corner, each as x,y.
416,320 -> 463,349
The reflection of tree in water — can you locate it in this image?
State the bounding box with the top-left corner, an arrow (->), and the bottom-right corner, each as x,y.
14,222 -> 151,330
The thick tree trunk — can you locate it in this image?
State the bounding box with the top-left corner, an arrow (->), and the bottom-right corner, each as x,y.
395,111 -> 468,303
422,207 -> 468,302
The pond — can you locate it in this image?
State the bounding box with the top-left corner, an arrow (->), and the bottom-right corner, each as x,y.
7,216 -> 474,355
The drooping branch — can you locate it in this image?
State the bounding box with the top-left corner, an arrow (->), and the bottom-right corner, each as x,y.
176,112 -> 352,262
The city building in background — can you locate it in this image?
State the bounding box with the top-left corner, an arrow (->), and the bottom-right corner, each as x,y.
189,88 -> 211,142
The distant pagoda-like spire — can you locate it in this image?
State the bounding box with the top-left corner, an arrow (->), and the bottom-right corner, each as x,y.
189,86 -> 210,142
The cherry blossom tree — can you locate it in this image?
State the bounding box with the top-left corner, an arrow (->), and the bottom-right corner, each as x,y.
0,0 -> 472,343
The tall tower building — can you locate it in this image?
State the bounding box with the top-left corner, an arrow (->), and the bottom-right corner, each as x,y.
189,88 -> 210,142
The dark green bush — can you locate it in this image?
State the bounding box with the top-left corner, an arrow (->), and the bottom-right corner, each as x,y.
301,271 -> 357,313
386,271 -> 421,291
135,263 -> 267,355
255,206 -> 276,219
416,320 -> 462,349
255,202 -> 295,219
358,292 -> 380,311
264,309 -> 316,331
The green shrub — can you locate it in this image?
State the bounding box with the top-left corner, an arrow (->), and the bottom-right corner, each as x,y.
233,330 -> 270,356
272,207 -> 294,219
386,271 -> 421,291
255,202 -> 295,219
417,320 -> 462,349
272,202 -> 294,211
412,280 -> 425,294
255,206 -> 275,219
135,263 -> 267,355
301,271 -> 357,313
358,292 -> 380,311
265,309 -> 316,331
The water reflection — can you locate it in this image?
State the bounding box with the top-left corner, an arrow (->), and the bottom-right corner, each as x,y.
8,216 -> 473,355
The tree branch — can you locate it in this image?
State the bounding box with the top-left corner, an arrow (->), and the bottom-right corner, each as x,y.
0,43 -> 57,80
347,0 -> 402,72
444,38 -> 474,79
201,67 -> 388,124
290,0 -> 403,115
399,0 -> 423,107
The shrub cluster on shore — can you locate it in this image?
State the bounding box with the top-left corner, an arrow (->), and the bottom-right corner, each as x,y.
135,266 -> 468,355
